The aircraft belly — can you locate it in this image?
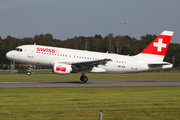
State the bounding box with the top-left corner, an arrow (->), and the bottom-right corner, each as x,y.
100,63 -> 132,74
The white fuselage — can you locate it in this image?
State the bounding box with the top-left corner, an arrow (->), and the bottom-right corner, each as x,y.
6,45 -> 171,74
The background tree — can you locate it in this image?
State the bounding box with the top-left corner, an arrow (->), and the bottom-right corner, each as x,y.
44,33 -> 53,46
104,33 -> 114,53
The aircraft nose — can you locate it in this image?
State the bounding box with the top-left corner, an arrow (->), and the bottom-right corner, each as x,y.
6,52 -> 11,60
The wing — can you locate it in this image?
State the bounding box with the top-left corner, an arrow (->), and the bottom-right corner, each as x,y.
71,58 -> 111,71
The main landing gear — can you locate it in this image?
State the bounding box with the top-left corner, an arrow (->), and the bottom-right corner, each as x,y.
27,65 -> 33,76
80,72 -> 88,83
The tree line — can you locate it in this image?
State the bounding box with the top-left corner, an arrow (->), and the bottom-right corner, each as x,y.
0,33 -> 180,68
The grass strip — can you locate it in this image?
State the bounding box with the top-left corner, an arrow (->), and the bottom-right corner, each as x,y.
0,87 -> 180,119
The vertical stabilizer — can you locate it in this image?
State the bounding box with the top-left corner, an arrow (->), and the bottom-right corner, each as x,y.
137,31 -> 174,61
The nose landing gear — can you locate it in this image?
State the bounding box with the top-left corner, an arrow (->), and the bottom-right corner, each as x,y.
27,65 -> 33,76
27,71 -> 31,76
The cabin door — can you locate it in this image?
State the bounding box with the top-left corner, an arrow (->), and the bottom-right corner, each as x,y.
28,47 -> 34,58
132,58 -> 138,70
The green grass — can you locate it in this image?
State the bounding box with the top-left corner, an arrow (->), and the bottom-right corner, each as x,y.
0,73 -> 180,119
0,87 -> 180,119
0,73 -> 180,82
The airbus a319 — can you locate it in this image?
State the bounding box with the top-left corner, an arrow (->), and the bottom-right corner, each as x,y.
6,31 -> 174,83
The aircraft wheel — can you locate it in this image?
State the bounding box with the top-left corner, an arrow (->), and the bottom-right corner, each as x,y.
80,76 -> 88,83
27,71 -> 31,76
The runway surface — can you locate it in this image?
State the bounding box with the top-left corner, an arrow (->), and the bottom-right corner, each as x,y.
0,79 -> 180,88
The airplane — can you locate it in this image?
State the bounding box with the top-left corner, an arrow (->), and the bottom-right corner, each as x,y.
6,31 -> 173,83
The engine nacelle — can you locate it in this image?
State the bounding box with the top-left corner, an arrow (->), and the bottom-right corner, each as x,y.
53,63 -> 72,75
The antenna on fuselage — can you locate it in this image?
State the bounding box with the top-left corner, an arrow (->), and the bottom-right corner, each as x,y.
34,43 -> 36,45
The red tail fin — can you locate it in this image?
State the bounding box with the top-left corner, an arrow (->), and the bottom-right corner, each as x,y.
141,31 -> 173,56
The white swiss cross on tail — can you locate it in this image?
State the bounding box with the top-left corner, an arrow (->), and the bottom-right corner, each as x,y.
153,38 -> 167,52
140,31 -> 174,57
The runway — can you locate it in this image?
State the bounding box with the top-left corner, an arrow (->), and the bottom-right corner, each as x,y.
0,79 -> 180,88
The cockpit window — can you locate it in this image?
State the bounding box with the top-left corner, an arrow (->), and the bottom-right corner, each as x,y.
14,48 -> 22,52
14,48 -> 18,51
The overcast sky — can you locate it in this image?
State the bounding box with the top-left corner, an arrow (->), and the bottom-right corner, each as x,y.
0,0 -> 180,43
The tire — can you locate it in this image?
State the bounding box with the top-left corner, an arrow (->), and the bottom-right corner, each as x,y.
80,76 -> 88,83
27,71 -> 31,76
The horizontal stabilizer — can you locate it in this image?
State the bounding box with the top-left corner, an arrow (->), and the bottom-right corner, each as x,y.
148,62 -> 172,68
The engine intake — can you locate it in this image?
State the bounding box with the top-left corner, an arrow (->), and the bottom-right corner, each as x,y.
53,63 -> 72,75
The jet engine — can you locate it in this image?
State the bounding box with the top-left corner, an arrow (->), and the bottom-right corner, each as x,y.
52,63 -> 72,75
